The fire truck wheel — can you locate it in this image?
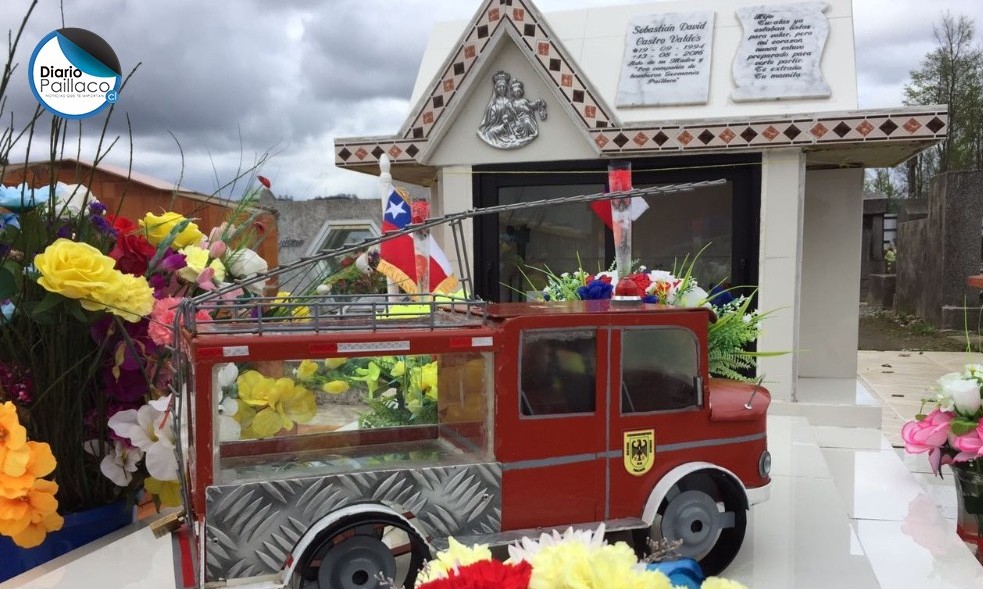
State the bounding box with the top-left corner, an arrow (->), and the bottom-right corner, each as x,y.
301,515 -> 429,589
649,471 -> 747,576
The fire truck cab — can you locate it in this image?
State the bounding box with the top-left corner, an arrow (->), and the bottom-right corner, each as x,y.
175,296 -> 771,589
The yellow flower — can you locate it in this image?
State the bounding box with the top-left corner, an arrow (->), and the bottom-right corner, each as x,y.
234,371 -> 316,438
0,478 -> 63,548
0,402 -> 29,479
391,361 -> 406,377
0,441 -> 56,499
144,477 -> 183,507
34,239 -> 120,310
321,380 -> 350,395
412,362 -> 439,400
139,212 -> 204,248
416,537 -> 492,583
178,245 -> 226,283
99,272 -> 155,322
296,360 -> 319,381
527,541 -> 671,589
324,358 -> 347,370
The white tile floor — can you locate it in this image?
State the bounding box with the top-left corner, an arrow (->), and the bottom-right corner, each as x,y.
4,415 -> 983,589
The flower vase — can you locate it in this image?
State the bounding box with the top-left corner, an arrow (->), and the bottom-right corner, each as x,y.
952,462 -> 983,563
0,500 -> 134,582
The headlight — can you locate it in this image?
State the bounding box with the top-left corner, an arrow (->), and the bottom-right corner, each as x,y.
759,450 -> 772,478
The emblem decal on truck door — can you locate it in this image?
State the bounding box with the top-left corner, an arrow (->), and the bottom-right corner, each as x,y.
623,429 -> 655,476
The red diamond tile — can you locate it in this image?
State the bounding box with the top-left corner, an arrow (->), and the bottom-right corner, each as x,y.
763,126 -> 780,140
488,8 -> 500,21
423,111 -> 434,125
443,79 -> 454,92
355,148 -> 369,160
903,118 -> 922,133
464,45 -> 476,59
677,130 -> 694,146
633,132 -> 649,146
561,74 -> 573,87
719,128 -> 736,143
513,8 -> 525,21
856,120 -> 874,137
810,123 -> 829,138
538,41 -> 550,56
594,134 -> 609,148
584,105 -> 597,119
388,145 -> 403,159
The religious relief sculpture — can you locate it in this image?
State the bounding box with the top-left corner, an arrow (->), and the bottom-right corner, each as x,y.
477,71 -> 548,150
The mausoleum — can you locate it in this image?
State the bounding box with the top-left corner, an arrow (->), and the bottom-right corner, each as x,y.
333,0 -> 947,405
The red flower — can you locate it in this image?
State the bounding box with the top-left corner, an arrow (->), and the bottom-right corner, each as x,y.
109,232 -> 157,276
627,272 -> 651,294
411,200 -> 430,225
106,214 -> 138,236
417,559 -> 531,589
257,175 -> 271,189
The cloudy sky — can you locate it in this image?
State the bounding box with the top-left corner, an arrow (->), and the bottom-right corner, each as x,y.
0,0 -> 980,200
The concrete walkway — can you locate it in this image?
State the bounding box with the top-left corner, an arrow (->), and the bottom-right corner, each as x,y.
858,350 -> 975,447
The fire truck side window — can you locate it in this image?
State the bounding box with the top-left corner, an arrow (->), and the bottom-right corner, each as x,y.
620,328 -> 700,413
519,329 -> 596,416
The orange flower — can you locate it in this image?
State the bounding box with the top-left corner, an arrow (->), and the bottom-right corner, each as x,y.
0,478 -> 63,548
0,441 -> 56,498
0,402 -> 29,478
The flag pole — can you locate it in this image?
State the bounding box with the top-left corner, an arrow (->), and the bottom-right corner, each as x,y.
379,155 -> 400,295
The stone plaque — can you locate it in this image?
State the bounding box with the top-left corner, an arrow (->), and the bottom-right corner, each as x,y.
732,2 -> 831,102
616,11 -> 715,107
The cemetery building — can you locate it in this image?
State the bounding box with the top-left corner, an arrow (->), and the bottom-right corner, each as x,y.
333,0 -> 946,408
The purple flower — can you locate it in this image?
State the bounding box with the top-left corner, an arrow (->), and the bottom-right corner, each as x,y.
577,279 -> 613,300
56,223 -> 73,239
0,361 -> 33,405
90,213 -> 116,235
88,202 -> 107,216
158,250 -> 187,272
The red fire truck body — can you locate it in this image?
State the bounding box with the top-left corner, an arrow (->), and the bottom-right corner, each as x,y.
174,297 -> 770,589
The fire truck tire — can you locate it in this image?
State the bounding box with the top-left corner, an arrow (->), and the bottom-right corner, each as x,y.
296,513 -> 430,589
649,470 -> 747,576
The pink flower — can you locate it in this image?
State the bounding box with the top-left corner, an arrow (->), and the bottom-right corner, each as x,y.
149,297 -> 211,345
901,409 -> 955,473
952,423 -> 983,463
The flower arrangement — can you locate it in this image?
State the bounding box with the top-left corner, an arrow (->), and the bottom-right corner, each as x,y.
315,250 -> 387,297
0,179 -> 271,548
411,525 -> 747,589
291,354 -> 439,429
901,365 -> 983,474
525,258 -> 771,381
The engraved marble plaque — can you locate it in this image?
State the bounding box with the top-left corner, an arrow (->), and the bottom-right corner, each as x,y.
616,11 -> 715,107
732,2 -> 831,102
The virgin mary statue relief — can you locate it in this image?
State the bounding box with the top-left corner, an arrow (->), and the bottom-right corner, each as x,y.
477,71 -> 548,150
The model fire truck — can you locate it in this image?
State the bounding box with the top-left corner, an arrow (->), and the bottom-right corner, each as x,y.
166,184 -> 771,589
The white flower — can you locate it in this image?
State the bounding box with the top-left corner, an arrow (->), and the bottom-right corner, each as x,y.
355,252 -> 372,273
225,248 -> 269,294
99,440 -> 144,486
934,391 -> 956,412
939,375 -> 982,415
217,363 -> 239,388
964,364 -> 983,379
674,285 -> 709,308
647,270 -> 676,283
52,182 -> 99,216
316,284 -> 331,295
216,384 -> 241,442
506,524 -> 607,564
108,395 -> 178,481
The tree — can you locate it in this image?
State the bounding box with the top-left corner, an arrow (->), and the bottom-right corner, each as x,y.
902,13 -> 983,198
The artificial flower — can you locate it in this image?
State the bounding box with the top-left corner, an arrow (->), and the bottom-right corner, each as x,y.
417,537 -> 494,583
225,248 -> 269,294
938,372 -> 982,415
100,272 -> 156,322
0,402 -> 29,478
148,297 -> 212,346
321,380 -> 350,395
144,477 -> 183,507
52,183 -> 98,216
178,244 -> 226,284
33,238 -> 120,308
701,579 -> 749,589
108,232 -> 156,277
139,211 -> 205,249
0,478 -> 63,548
235,371 -> 316,438
296,360 -> 319,381
99,440 -> 143,487
417,559 -> 532,589
901,409 -> 954,474
952,423 -> 983,462
324,358 -> 347,370
108,396 -> 178,481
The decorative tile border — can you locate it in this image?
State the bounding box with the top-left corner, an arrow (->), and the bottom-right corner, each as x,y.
400,0 -> 613,142
590,111 -> 948,154
335,110 -> 947,168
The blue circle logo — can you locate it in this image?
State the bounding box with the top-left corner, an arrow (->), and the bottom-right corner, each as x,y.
28,28 -> 121,119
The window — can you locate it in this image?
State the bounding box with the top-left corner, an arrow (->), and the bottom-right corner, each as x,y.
519,329 -> 596,416
306,220 -> 380,283
621,328 -> 700,413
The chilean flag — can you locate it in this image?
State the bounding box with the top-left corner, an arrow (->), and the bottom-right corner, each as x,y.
377,188 -> 459,295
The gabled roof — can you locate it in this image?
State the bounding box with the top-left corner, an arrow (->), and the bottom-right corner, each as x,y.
399,0 -> 617,147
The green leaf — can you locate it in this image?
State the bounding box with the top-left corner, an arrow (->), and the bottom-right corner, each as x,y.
951,417 -> 978,436
0,266 -> 17,299
29,292 -> 65,323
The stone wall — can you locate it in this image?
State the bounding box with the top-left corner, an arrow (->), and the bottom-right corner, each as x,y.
261,195 -> 382,266
895,171 -> 983,327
